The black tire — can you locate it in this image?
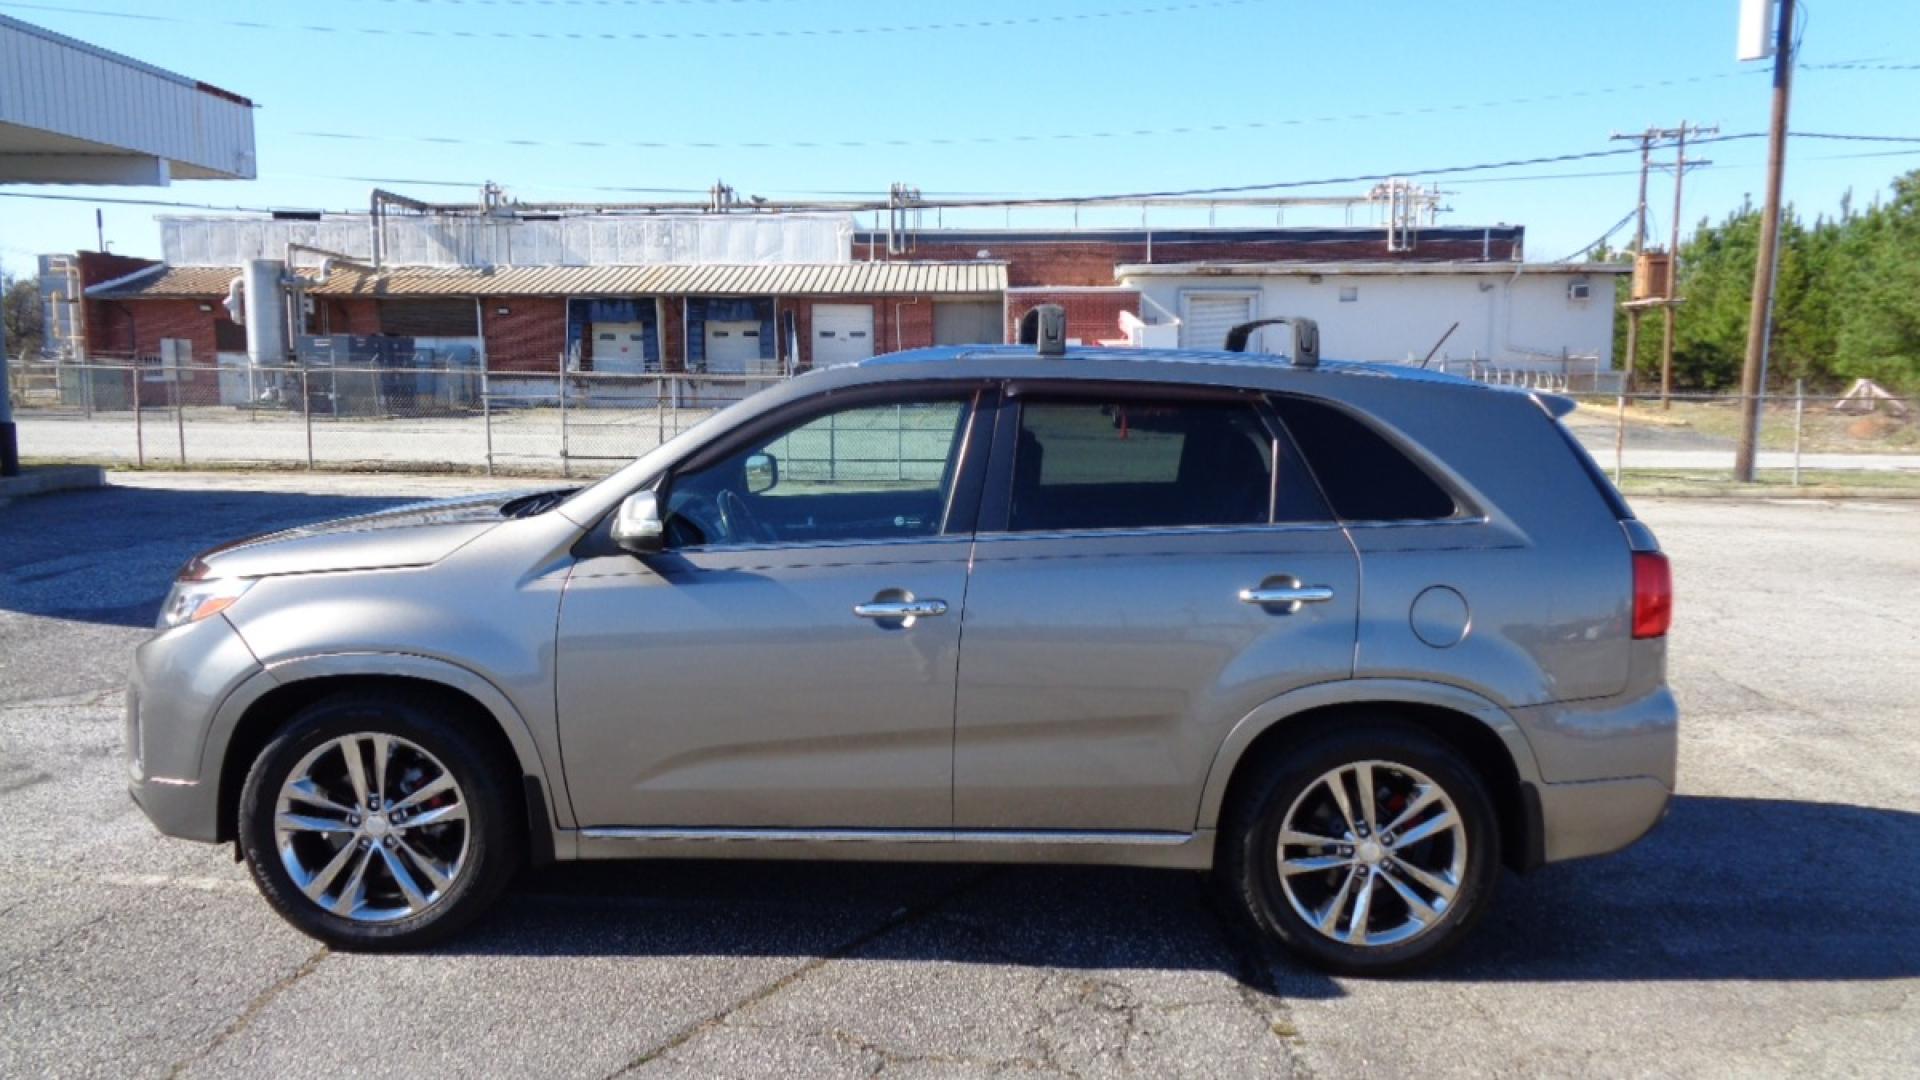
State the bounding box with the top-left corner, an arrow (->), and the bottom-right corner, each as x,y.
237,690 -> 522,951
1219,720 -> 1501,976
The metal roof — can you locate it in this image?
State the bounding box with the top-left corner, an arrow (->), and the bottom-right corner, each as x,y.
89,262 -> 1007,299
1,14 -> 256,183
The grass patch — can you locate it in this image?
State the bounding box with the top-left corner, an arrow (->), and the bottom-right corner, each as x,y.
1618,467 -> 1920,498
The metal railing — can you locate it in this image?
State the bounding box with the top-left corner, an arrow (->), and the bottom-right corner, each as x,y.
10,357 -> 1916,485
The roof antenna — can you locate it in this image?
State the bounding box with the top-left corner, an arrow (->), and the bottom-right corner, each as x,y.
1224,317 -> 1320,369
1020,304 -> 1068,356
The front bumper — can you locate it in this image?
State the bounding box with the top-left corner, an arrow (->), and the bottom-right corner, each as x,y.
125,614 -> 262,843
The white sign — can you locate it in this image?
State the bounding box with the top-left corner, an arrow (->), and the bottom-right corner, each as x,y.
1738,0 -> 1776,61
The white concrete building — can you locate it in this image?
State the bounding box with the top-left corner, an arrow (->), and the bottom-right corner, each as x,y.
1117,261 -> 1630,382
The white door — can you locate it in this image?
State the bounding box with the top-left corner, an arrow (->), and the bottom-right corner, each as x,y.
813,303 -> 875,367
592,322 -> 650,374
704,320 -> 762,374
1179,292 -> 1256,351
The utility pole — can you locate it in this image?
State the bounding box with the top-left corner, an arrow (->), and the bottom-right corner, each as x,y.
1610,130 -> 1657,393
1734,0 -> 1796,481
1658,122 -> 1717,409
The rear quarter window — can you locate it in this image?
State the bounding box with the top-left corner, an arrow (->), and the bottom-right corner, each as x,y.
1269,395 -> 1458,522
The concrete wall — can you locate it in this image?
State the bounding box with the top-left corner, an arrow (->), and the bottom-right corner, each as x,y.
1123,270 -> 1618,371
158,213 -> 853,269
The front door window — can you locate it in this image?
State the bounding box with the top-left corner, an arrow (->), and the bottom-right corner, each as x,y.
664,396 -> 974,548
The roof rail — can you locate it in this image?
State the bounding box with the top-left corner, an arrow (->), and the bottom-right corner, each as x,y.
1224,317 -> 1320,369
1017,304 -> 1069,357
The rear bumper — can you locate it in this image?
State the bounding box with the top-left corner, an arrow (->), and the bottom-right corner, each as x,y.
1515,683 -> 1678,863
1536,775 -> 1672,862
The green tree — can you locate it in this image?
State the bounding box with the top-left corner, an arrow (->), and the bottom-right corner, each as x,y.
2,274 -> 44,360
1834,173 -> 1920,387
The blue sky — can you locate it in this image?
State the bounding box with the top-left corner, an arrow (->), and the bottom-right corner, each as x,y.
3,0 -> 1918,278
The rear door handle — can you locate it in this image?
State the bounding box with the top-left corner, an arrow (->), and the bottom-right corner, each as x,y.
853,599 -> 949,619
1239,584 -> 1335,612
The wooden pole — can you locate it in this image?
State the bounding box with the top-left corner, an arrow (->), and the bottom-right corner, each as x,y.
1734,0 -> 1796,481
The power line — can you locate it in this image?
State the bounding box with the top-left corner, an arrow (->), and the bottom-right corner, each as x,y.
277,0 -> 798,5
0,0 -> 1268,40
292,72 -> 1774,154
1552,207 -> 1641,263
5,131 -> 1917,217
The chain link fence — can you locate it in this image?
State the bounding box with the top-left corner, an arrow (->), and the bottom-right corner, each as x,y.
1564,385 -> 1918,487
9,357 -> 1917,485
7,356 -> 786,477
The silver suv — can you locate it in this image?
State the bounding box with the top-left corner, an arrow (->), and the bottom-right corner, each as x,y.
127,339 -> 1675,974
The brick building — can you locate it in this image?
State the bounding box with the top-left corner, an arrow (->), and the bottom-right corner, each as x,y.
75,208 -> 1551,394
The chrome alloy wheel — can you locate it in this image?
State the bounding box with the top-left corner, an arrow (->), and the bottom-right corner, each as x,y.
273,733 -> 470,923
1276,760 -> 1468,948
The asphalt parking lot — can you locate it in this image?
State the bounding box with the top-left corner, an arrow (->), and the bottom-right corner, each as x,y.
4,473 -> 1917,1078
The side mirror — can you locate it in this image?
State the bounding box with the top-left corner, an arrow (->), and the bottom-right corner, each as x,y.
744,452 -> 779,495
611,491 -> 664,554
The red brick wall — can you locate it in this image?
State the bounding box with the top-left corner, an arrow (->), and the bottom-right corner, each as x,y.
480,296 -> 566,373
80,296 -> 223,404
1005,290 -> 1140,347
661,299 -> 686,373
318,299 -> 380,336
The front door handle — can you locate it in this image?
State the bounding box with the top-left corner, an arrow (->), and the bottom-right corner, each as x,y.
1239,583 -> 1335,613
853,599 -> 949,620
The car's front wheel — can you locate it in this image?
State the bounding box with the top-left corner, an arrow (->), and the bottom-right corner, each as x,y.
237,691 -> 520,950
1221,721 -> 1500,975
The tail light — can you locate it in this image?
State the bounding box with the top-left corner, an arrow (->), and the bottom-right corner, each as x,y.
1632,551 -> 1672,639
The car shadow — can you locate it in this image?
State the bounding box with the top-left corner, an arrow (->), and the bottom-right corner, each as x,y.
0,485 -> 435,627
455,795 -> 1919,993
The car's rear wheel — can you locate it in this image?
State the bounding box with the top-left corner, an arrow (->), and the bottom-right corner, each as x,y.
1220,721 -> 1500,975
238,692 -> 520,950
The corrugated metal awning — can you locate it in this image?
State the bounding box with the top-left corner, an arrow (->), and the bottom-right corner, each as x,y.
89,262 -> 1008,299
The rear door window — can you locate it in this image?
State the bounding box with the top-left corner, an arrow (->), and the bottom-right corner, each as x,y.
1269,395 -> 1458,521
1006,395 -> 1327,531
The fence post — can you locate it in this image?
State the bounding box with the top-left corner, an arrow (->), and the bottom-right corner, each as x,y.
172,365 -> 186,466
482,362 -> 494,478
132,365 -> 145,468
656,375 -> 666,449
1792,378 -> 1805,487
82,360 -> 94,420
558,354 -> 571,478
1613,392 -> 1626,486
896,404 -> 905,482
301,366 -> 314,471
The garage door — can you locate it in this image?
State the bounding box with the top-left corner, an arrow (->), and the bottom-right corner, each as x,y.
933,300 -> 1003,346
704,320 -> 763,373
592,322 -> 651,374
1179,293 -> 1255,351
812,304 -> 874,368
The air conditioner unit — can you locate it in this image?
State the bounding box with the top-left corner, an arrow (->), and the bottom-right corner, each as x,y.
1568,279 -> 1592,301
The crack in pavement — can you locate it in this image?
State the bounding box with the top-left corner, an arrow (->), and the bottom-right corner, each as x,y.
162,946 -> 330,1080
602,870 -> 998,1078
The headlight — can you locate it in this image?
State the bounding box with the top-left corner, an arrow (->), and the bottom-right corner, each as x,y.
157,577 -> 254,630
